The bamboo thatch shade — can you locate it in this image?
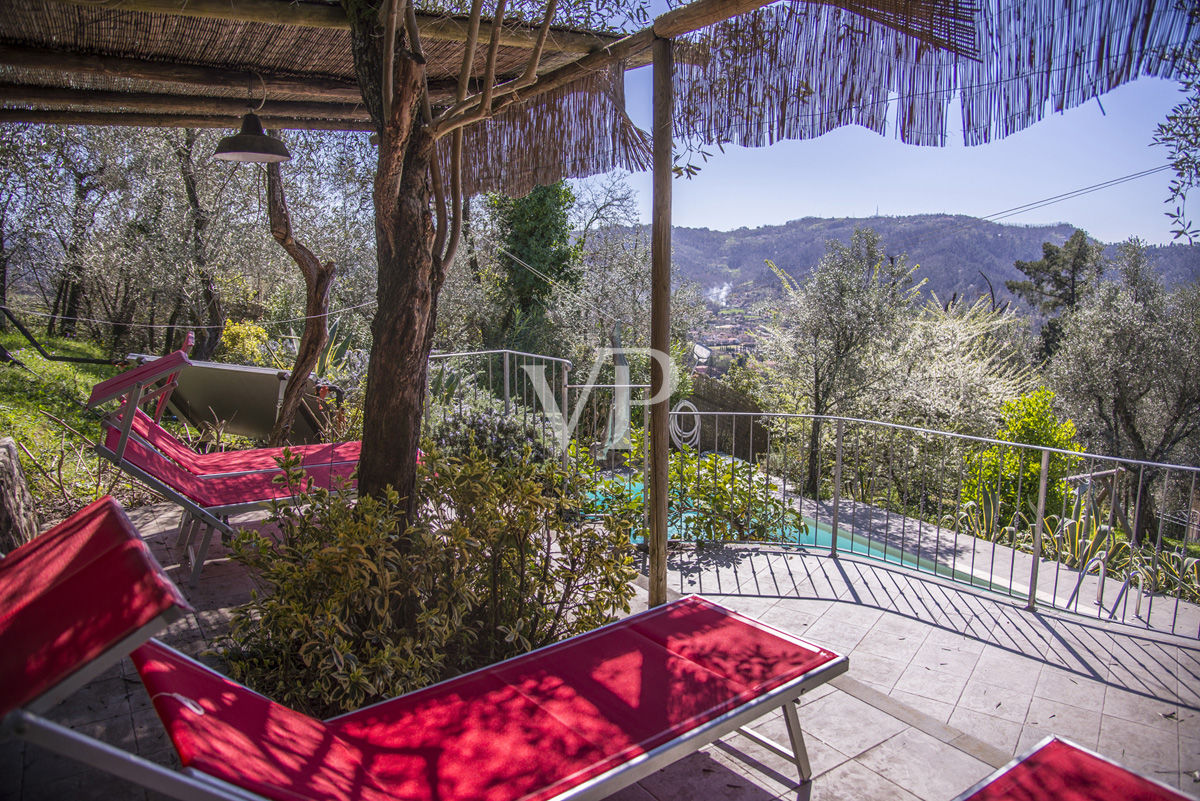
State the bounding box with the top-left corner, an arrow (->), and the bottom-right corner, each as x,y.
674,0 -> 1197,149
0,0 -> 1196,196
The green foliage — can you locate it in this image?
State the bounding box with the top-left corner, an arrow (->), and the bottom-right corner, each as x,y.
667,446 -> 806,542
1005,229 -> 1104,359
1153,1 -> 1200,242
604,430 -> 806,543
222,447 -> 636,717
486,181 -> 579,351
1047,240 -> 1200,467
426,405 -> 554,464
0,334 -> 153,519
217,319 -> 268,365
962,388 -> 1080,539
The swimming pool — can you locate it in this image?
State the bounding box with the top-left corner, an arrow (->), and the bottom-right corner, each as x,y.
595,476 -> 1013,593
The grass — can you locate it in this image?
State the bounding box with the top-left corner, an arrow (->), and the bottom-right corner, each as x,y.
0,331 -> 157,524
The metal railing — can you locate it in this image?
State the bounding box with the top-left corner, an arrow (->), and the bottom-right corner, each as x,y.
419,351 -> 1200,639
655,409 -> 1200,638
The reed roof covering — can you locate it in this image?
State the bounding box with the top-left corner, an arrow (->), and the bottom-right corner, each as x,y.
0,0 -> 1196,196
674,0 -> 1197,149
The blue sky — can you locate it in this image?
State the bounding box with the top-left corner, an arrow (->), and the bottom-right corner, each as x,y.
607,70 -> 1185,246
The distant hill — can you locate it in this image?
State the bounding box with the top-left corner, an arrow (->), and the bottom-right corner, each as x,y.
663,215 -> 1200,305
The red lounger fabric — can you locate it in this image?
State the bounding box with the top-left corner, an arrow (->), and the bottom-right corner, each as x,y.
104,425 -> 356,507
133,596 -> 840,801
125,409 -> 361,475
0,496 -> 191,717
86,349 -> 190,408
961,737 -> 1191,801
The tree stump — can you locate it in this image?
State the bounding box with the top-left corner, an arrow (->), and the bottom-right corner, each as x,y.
0,437 -> 38,553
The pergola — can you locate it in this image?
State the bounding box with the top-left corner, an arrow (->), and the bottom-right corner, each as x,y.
0,0 -> 1193,606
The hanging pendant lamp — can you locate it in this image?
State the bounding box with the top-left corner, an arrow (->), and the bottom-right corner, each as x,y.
214,112 -> 291,163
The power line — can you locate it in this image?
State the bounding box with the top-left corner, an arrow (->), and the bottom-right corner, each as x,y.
497,245 -> 629,326
5,298 -> 379,332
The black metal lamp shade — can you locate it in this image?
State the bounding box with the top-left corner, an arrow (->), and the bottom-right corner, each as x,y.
213,112 -> 291,163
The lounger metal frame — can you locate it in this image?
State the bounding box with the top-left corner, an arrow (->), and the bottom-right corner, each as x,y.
6,594 -> 847,801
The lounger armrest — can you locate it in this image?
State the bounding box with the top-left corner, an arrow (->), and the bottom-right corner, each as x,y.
87,350 -> 191,408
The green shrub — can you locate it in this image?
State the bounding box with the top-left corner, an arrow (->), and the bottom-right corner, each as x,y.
217,319 -> 268,365
962,388 -> 1079,537
598,430 -> 806,543
221,447 -> 636,717
426,405 -> 554,464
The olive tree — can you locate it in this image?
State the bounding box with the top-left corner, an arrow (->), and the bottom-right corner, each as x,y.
758,228 -> 923,495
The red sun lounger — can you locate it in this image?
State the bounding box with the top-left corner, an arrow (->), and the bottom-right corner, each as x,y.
98,422 -> 356,586
1,511 -> 850,801
0,495 -> 189,720
124,407 -> 361,476
953,735 -> 1192,801
89,351 -> 361,585
88,350 -> 361,478
131,595 -> 846,801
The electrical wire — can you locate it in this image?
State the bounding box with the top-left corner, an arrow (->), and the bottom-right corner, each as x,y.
5,298 -> 379,331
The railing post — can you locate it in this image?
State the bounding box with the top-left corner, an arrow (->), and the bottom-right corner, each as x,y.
561,368 -> 570,473
502,351 -> 511,415
1026,449 -> 1050,611
831,418 -> 844,556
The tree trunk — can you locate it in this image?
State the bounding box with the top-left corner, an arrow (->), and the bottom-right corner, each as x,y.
174,129 -> 224,361
345,0 -> 443,521
0,203 -> 8,331
265,159 -> 336,447
805,416 -> 823,498
163,291 -> 184,354
357,132 -> 438,520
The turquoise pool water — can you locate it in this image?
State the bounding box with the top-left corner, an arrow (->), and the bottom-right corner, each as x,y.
599,478 -> 998,589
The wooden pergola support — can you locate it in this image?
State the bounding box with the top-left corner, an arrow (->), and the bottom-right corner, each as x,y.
0,110 -> 374,131
0,85 -> 370,121
0,44 -> 363,103
648,35 -> 673,608
49,0 -> 623,56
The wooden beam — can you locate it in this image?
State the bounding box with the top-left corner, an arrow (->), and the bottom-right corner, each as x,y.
0,84 -> 369,120
648,36 -> 672,609
0,109 -> 372,131
652,0 -> 782,39
0,44 -> 363,103
50,0 -> 618,54
484,0 -> 778,117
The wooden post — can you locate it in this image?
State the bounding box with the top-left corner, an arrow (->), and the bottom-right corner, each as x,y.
649,36 -> 673,608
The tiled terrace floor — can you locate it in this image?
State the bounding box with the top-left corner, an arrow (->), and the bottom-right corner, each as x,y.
3,504 -> 1198,801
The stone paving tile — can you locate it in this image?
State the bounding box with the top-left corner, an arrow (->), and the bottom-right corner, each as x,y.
1034,665 -> 1109,709
798,617 -> 869,653
802,759 -> 922,801
946,707 -> 1022,754
843,649 -> 910,692
1103,685 -> 1182,733
744,707 -> 853,781
756,598 -> 833,635
957,678 -> 1032,725
970,646 -> 1043,694
857,728 -> 993,801
786,691 -> 908,757
20,762 -> 150,801
632,748 -> 778,801
910,638 -> 982,678
893,663 -> 970,707
885,689 -> 957,725
1098,715 -> 1182,783
0,740 -> 22,801
1022,696 -> 1102,750
710,592 -> 780,620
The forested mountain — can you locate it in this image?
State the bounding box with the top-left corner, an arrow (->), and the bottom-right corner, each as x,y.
664,214 -> 1200,305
